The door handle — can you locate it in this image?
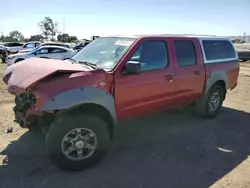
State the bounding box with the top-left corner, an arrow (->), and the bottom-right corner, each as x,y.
165,74 -> 173,80
194,70 -> 201,75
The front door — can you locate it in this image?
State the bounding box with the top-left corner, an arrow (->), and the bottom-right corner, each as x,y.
115,39 -> 175,121
35,48 -> 50,58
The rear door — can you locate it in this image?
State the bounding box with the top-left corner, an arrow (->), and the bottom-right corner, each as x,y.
172,38 -> 206,105
48,47 -> 67,59
115,39 -> 175,121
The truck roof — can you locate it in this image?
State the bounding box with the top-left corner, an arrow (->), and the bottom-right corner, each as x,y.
103,34 -> 231,41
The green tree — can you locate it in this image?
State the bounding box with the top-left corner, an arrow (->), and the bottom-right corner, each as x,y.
9,30 -> 24,41
57,34 -> 78,42
57,33 -> 70,42
69,36 -> 78,42
38,17 -> 59,40
29,34 -> 44,41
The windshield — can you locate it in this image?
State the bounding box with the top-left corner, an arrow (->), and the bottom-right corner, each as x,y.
71,37 -> 136,70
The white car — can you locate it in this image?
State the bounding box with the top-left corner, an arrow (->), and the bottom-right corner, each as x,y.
6,45 -> 76,66
18,42 -> 72,53
6,41 -> 41,53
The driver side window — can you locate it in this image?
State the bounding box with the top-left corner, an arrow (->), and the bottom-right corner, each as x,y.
128,40 -> 168,72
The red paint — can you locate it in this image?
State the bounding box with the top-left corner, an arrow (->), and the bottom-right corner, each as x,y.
3,35 -> 239,126
112,36 -> 239,121
205,61 -> 240,89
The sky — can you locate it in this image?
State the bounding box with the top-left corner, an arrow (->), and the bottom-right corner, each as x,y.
0,0 -> 249,39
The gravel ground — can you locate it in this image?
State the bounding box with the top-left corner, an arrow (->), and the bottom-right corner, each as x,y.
0,64 -> 250,188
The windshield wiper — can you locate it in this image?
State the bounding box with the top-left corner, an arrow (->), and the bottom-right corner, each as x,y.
68,58 -> 77,63
78,61 -> 98,69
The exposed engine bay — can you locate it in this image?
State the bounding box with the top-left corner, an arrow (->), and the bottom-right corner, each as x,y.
13,92 -> 54,133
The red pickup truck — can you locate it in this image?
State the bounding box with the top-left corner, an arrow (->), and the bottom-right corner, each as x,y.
3,35 -> 239,171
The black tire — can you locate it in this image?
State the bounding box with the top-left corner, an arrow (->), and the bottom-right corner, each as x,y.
28,126 -> 42,134
195,84 -> 224,118
45,113 -> 109,171
28,124 -> 45,134
15,58 -> 24,63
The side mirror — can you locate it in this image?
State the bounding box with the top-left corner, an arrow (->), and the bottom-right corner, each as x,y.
122,61 -> 142,75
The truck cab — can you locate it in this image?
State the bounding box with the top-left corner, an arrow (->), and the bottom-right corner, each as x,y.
3,35 -> 239,171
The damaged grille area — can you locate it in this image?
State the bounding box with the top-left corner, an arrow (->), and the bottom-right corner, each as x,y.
13,92 -> 36,127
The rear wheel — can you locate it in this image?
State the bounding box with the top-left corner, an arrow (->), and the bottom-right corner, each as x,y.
45,113 -> 109,171
195,84 -> 224,118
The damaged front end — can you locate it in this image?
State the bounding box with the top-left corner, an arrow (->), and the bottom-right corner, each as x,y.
3,58 -> 100,133
14,92 -> 36,127
13,92 -> 54,133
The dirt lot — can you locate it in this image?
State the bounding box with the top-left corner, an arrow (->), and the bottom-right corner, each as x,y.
0,63 -> 250,188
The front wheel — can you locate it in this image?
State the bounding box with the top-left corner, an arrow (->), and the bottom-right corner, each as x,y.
195,85 -> 224,118
45,113 -> 109,171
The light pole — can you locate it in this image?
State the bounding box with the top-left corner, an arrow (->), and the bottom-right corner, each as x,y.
63,16 -> 65,34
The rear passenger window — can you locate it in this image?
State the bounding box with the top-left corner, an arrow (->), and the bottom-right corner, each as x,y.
129,41 -> 168,71
174,41 -> 196,67
50,48 -> 67,53
37,48 -> 49,54
202,40 -> 236,61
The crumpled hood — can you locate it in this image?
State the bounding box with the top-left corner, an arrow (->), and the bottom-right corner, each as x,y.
3,58 -> 94,94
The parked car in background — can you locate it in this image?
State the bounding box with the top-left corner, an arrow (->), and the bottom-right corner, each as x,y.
6,45 -> 76,66
0,44 -> 7,63
237,50 -> 250,61
73,40 -> 92,51
6,41 -> 41,54
18,42 -> 72,53
3,42 -> 24,47
0,42 -> 24,63
3,35 -> 239,171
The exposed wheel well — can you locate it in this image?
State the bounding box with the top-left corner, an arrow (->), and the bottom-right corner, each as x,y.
58,103 -> 115,141
212,80 -> 226,100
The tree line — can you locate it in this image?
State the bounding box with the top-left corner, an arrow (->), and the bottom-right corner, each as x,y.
0,17 -> 79,43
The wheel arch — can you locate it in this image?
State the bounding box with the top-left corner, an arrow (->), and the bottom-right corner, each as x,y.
57,103 -> 115,141
204,70 -> 228,97
39,87 -> 117,140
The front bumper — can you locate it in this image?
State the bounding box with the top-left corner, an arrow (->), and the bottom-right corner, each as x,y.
13,93 -> 37,128
13,92 -> 55,131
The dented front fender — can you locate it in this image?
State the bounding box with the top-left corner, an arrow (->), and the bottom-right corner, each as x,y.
38,87 -> 117,124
